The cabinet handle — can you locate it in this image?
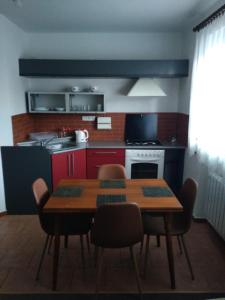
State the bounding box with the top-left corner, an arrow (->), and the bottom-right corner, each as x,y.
68,154 -> 71,176
94,151 -> 117,155
72,153 -> 75,176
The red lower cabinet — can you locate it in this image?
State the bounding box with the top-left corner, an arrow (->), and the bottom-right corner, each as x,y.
86,148 -> 125,179
52,149 -> 86,189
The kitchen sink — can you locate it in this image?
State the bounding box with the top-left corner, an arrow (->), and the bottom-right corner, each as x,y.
45,142 -> 76,150
46,143 -> 63,150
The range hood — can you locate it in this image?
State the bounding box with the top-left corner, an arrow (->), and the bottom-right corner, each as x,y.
127,78 -> 166,97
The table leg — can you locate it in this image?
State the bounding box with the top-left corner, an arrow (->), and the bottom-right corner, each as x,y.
164,213 -> 175,289
53,214 -> 60,291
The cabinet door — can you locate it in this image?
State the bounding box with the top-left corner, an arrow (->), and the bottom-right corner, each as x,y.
86,148 -> 125,179
87,148 -> 125,158
52,149 -> 87,189
52,151 -> 71,189
163,149 -> 185,195
1,146 -> 51,214
28,92 -> 66,113
73,149 -> 86,179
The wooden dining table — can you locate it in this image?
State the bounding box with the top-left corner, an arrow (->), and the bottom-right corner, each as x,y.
43,178 -> 183,290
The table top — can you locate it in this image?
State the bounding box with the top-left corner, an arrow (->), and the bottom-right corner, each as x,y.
43,178 -> 183,213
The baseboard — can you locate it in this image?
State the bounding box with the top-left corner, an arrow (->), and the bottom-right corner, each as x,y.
0,211 -> 7,217
192,217 -> 206,223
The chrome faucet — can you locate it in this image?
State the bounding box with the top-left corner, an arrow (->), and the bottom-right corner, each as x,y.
40,136 -> 56,147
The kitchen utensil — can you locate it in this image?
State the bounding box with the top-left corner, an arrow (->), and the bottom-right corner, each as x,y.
75,129 -> 89,143
71,86 -> 80,92
35,107 -> 49,111
55,107 -> 65,111
97,104 -> 102,111
90,86 -> 98,92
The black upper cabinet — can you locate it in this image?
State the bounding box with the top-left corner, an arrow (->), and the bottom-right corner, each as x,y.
19,59 -> 189,78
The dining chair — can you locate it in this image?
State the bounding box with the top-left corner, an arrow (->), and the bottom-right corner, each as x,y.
32,178 -> 92,284
91,202 -> 143,296
142,178 -> 198,280
97,164 -> 127,180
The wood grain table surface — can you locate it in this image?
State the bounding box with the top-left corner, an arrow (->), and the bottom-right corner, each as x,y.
44,178 -> 183,213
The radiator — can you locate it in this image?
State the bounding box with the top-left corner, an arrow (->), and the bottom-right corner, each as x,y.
205,173 -> 225,240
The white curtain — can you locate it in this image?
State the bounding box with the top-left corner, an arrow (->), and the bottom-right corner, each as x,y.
189,14 -> 225,178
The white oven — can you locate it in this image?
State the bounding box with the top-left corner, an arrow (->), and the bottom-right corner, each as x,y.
125,149 -> 165,179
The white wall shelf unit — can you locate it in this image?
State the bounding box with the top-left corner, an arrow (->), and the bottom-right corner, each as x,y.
27,92 -> 104,113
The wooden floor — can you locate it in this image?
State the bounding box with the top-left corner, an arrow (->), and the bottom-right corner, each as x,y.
0,215 -> 225,293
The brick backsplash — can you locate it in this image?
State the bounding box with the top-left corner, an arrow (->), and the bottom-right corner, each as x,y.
12,113 -> 35,144
12,112 -> 188,145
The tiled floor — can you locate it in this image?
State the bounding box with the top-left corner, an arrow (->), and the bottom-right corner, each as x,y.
0,215 -> 225,293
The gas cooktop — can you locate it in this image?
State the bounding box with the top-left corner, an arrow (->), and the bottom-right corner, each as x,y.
125,140 -> 162,146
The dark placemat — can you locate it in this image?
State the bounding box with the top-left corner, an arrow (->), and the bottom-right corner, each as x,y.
100,180 -> 126,188
142,186 -> 173,197
52,186 -> 82,197
96,194 -> 126,207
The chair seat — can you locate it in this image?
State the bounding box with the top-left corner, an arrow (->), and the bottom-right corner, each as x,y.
142,213 -> 186,236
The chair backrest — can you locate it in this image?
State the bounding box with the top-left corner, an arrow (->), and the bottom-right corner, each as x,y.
91,202 -> 143,248
32,178 -> 91,235
178,178 -> 198,232
97,164 -> 127,180
32,178 -> 50,209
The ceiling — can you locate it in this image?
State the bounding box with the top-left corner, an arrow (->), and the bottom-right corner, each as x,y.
0,0 -> 222,33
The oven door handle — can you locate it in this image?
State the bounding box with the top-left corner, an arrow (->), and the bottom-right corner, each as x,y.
130,158 -> 160,163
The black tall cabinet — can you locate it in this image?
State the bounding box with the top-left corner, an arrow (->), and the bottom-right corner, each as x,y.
1,146 -> 52,214
164,149 -> 185,196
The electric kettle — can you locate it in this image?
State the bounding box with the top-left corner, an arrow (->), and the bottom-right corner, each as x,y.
75,129 -> 89,143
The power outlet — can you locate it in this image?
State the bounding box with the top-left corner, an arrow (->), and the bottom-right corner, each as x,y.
82,116 -> 96,121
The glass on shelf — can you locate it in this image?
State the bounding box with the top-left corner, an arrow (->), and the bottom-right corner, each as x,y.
97,104 -> 102,111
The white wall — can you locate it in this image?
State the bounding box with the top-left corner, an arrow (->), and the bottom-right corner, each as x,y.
0,14 -> 29,211
26,32 -> 185,59
178,32 -> 196,114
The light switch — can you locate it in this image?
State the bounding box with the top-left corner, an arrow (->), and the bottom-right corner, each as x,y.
97,123 -> 112,129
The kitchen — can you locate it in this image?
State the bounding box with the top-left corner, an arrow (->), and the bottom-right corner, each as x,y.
0,0 -> 225,297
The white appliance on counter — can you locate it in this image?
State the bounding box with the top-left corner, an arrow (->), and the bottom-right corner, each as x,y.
125,149 -> 165,179
75,129 -> 89,143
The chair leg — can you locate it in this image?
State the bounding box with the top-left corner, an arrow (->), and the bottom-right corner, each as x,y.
86,233 -> 91,254
94,245 -> 99,267
177,235 -> 183,254
47,235 -> 53,254
64,235 -> 68,248
80,234 -> 86,274
129,245 -> 142,295
143,234 -> 150,279
36,234 -> 50,280
180,235 -> 195,280
156,235 -> 161,247
95,247 -> 104,296
139,236 -> 144,256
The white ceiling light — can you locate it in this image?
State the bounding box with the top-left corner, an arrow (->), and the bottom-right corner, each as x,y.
127,78 -> 166,97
